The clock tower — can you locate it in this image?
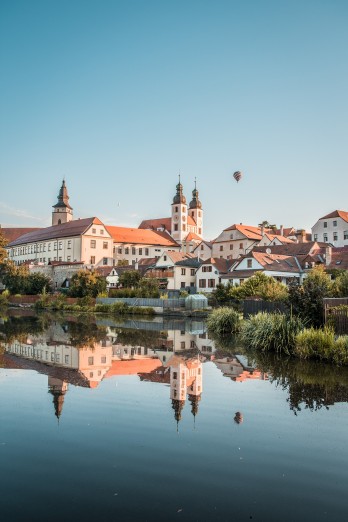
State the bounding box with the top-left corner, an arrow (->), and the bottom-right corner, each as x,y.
171,176 -> 188,243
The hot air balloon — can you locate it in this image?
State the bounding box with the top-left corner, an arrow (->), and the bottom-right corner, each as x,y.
233,171 -> 242,183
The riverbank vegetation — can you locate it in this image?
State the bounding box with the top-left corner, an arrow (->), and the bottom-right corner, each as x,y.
206,307 -> 242,335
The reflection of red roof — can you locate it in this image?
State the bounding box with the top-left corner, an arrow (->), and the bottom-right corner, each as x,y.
105,358 -> 162,377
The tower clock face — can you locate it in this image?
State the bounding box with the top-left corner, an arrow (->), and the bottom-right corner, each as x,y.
173,215 -> 179,222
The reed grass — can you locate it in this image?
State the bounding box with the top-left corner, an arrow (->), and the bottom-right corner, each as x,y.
206,307 -> 242,335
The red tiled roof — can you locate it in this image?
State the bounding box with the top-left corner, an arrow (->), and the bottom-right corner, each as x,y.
319,210 -> 348,222
201,257 -> 235,273
164,251 -> 195,263
138,217 -> 172,232
222,224 -> 262,240
7,218 -> 105,247
106,226 -> 179,247
326,246 -> 348,270
1,227 -> 41,243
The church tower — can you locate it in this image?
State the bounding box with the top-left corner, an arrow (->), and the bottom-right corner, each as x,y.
52,179 -> 73,226
189,179 -> 203,238
171,176 -> 188,243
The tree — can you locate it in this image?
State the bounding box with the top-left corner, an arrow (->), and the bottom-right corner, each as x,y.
68,270 -> 107,298
288,266 -> 334,327
333,271 -> 348,297
118,270 -> 141,288
229,272 -> 288,302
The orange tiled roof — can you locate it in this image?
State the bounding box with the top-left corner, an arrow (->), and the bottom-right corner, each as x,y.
223,224 -> 262,240
326,246 -> 348,270
105,358 -> 162,377
106,226 -> 179,247
185,232 -> 202,241
165,251 -> 195,263
319,210 -> 348,222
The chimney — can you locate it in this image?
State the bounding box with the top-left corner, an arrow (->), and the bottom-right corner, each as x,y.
280,225 -> 284,236
295,229 -> 306,243
325,246 -> 332,266
260,225 -> 265,236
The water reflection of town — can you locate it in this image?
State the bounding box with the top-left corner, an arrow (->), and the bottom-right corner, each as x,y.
0,314 -> 265,423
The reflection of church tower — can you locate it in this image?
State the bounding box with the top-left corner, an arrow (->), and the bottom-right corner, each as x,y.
188,394 -> 201,418
172,398 -> 185,428
171,176 -> 188,243
189,179 -> 203,238
48,377 -> 68,420
52,179 -> 73,226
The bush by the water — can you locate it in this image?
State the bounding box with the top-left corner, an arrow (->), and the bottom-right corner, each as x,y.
206,307 -> 242,334
241,312 -> 305,355
294,327 -> 348,365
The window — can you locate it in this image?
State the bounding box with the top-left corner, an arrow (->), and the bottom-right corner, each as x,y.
132,247 -> 136,255
182,206 -> 185,212
58,257 -> 62,262
175,206 -> 178,212
65,355 -> 69,364
173,371 -> 177,379
103,241 -> 108,249
323,234 -> 328,242
181,268 -> 186,275
323,222 -> 327,228
90,240 -> 96,248
139,248 -> 142,255
239,243 -> 243,249
67,256 -> 71,262
208,279 -> 215,288
164,255 -> 167,261
118,247 -> 122,254
333,220 -> 337,227
333,233 -> 338,241
101,356 -> 106,363
247,259 -> 252,268
181,282 -> 185,288
90,256 -> 95,264
103,257 -> 108,265
198,228 -> 202,235
125,247 -> 129,254
92,228 -> 96,234
191,269 -> 195,276
230,244 -> 233,250
59,242 -> 62,250
201,245 -> 204,250
220,245 -> 223,251
67,240 -> 71,249
100,229 -> 104,234
174,224 -> 178,231
181,342 -> 186,349
88,357 -> 94,365
199,279 -> 206,288
182,224 -> 186,231
313,234 -> 318,241
344,231 -> 348,240
145,248 -> 149,256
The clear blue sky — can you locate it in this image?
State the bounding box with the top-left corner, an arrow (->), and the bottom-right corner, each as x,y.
1,0 -> 347,239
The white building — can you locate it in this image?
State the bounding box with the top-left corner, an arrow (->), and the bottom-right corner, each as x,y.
195,257 -> 234,292
146,251 -> 201,291
312,210 -> 348,247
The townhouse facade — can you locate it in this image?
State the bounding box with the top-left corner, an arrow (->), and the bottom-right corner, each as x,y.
312,210 -> 348,247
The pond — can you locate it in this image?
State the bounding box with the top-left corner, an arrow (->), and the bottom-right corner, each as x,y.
0,310 -> 348,522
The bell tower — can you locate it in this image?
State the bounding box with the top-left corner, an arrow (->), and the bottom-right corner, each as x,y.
52,179 -> 73,226
171,175 -> 188,243
189,178 -> 203,238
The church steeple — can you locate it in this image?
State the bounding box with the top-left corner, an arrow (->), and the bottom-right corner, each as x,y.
171,175 -> 188,243
52,179 -> 73,226
189,178 -> 202,210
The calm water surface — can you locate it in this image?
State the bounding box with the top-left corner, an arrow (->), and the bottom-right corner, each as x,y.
0,310 -> 348,522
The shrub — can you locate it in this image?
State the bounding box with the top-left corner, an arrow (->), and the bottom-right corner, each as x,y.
241,312 -> 305,355
295,327 -> 348,365
207,307 -> 242,335
229,272 -> 288,302
0,289 -> 10,307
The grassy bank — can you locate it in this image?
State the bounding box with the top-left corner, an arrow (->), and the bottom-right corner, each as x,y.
34,296 -> 154,316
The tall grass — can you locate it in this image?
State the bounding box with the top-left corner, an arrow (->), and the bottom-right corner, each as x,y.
241,312 -> 305,355
206,307 -> 242,335
295,327 -> 348,365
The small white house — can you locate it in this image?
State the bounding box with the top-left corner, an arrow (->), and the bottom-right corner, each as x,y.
312,210 -> 348,247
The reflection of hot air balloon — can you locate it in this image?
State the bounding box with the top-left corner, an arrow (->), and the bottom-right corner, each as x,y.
233,171 -> 242,183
